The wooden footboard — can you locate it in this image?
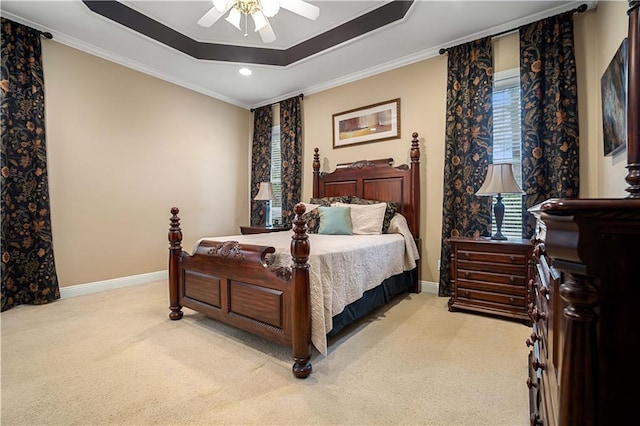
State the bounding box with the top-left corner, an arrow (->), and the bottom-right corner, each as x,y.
168,205 -> 312,378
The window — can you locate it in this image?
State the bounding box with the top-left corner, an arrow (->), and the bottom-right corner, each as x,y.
492,69 -> 523,239
270,108 -> 282,224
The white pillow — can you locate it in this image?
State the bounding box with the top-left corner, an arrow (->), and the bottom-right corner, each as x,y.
334,202 -> 386,235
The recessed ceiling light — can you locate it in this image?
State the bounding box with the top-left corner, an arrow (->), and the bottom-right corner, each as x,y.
239,67 -> 252,76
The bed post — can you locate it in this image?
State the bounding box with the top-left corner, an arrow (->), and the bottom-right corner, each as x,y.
410,132 -> 420,238
290,203 -> 312,378
409,132 -> 422,293
168,207 -> 183,320
312,147 -> 320,198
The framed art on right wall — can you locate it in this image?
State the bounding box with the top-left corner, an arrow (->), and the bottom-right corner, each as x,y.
601,38 -> 628,156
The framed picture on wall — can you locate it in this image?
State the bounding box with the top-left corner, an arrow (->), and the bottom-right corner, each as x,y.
332,99 -> 400,148
601,38 -> 627,156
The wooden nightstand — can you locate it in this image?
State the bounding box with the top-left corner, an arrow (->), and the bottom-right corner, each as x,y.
447,236 -> 533,325
239,225 -> 291,235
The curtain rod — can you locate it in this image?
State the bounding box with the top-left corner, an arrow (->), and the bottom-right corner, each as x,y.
438,3 -> 588,55
250,93 -> 304,112
38,30 -> 53,39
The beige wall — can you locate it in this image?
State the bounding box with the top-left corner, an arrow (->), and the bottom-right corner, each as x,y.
43,2 -> 630,288
303,58 -> 448,284
43,42 -> 251,287
575,0 -> 630,197
303,2 -> 631,284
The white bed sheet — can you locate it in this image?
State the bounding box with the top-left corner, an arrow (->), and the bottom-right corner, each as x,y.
195,214 -> 419,355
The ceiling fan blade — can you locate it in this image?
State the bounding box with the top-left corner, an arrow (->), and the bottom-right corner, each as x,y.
279,0 -> 319,20
258,23 -> 276,43
197,6 -> 225,27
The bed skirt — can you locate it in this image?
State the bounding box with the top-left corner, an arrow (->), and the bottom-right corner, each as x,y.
328,267 -> 418,337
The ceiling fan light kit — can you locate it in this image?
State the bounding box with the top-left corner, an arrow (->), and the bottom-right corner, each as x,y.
199,0 -> 319,43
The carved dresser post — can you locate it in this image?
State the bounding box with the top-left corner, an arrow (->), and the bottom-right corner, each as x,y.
168,207 -> 183,320
558,273 -> 599,425
290,203 -> 312,378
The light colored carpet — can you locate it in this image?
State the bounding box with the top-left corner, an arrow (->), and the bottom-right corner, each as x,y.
1,281 -> 530,425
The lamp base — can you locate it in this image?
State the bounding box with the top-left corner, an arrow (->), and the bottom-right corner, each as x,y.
491,193 -> 508,240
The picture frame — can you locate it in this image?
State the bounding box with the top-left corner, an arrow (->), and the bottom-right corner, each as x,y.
601,38 -> 627,156
332,98 -> 400,148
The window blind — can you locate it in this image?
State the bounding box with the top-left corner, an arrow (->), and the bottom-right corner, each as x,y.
270,125 -> 282,222
492,70 -> 523,239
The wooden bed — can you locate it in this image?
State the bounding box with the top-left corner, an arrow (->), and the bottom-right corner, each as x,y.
168,132 -> 421,378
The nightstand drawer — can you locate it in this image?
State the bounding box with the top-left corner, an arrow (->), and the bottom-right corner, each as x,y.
457,264 -> 527,282
456,287 -> 526,308
457,278 -> 527,296
457,249 -> 527,265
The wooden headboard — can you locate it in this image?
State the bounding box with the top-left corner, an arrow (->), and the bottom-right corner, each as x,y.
312,132 -> 421,239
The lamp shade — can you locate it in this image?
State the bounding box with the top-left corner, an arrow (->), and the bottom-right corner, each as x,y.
476,163 -> 523,196
254,182 -> 276,201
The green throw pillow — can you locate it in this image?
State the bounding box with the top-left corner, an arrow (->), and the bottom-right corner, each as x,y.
317,206 -> 353,235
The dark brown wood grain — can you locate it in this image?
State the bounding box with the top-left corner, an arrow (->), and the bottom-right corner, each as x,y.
447,236 -> 533,325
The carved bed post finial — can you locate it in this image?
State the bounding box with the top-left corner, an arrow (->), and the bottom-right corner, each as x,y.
626,0 -> 640,197
168,207 -> 184,320
313,147 -> 320,198
290,203 -> 312,378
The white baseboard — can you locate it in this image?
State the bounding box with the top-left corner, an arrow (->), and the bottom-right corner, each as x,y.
60,272 -> 437,298
421,280 -> 439,294
60,270 -> 168,298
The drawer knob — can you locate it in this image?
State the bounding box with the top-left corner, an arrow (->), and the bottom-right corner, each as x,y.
532,358 -> 545,371
510,255 -> 516,262
509,276 -> 516,283
463,290 -> 469,297
531,308 -> 547,322
464,271 -> 470,278
509,297 -> 515,303
525,332 -> 539,347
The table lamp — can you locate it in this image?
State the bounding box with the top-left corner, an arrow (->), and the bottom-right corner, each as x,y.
475,163 -> 524,240
254,182 -> 276,226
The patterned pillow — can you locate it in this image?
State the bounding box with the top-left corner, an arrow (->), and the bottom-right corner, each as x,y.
309,196 -> 351,206
349,197 -> 399,234
301,208 -> 321,234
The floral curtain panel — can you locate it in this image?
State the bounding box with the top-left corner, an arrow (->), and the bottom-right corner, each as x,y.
519,12 -> 580,237
279,95 -> 303,225
1,18 -> 60,311
438,37 -> 494,297
250,105 -> 273,226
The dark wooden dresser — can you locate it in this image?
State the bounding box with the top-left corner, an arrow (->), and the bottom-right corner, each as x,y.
527,199 -> 640,425
448,236 -> 533,324
524,2 -> 640,424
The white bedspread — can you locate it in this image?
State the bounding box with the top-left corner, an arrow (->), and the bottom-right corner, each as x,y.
195,214 -> 419,355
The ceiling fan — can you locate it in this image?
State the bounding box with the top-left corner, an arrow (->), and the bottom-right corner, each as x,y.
197,0 -> 320,44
